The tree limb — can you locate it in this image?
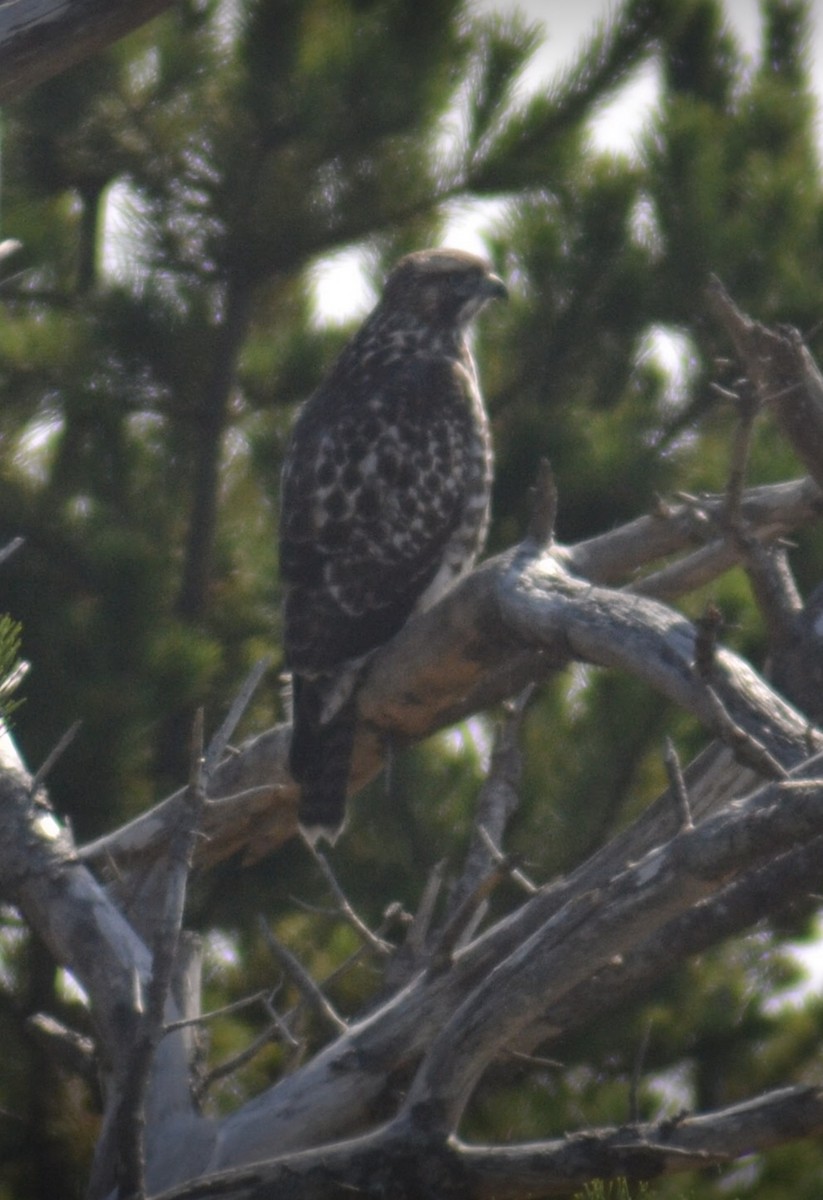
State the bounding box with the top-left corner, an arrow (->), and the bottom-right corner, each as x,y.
76,474 -> 823,880
0,0 -> 174,104
143,1085 -> 823,1200
707,277 -> 823,492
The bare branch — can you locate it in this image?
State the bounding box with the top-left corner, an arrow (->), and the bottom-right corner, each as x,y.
570,476 -> 823,586
497,547 -> 820,776
164,989 -> 272,1035
0,536 -> 24,566
477,825 -> 538,895
447,690 -> 531,919
723,379 -> 759,521
78,475 -> 823,879
707,276 -> 823,493
527,458 -> 557,547
142,1085 -> 823,1200
257,917 -> 348,1036
27,1013 -> 97,1085
200,994 -> 301,1097
205,659 -> 270,776
429,863 -> 509,974
454,1086 -> 823,1199
404,768 -> 823,1131
663,737 -> 692,831
702,683 -> 788,780
0,0 -> 175,104
29,719 -> 82,793
306,843 -> 393,957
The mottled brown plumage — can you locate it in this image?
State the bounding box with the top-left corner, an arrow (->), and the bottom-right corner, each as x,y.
279,248 -> 507,839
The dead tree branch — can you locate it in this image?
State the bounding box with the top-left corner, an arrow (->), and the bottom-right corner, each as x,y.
146,1085 -> 823,1200
75,470 -> 823,881
0,0 -> 174,104
5,283 -> 823,1198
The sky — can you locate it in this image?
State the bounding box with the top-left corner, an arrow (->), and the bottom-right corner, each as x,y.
313,0 -> 823,320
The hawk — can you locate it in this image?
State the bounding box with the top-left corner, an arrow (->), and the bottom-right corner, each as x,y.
279,248 -> 507,840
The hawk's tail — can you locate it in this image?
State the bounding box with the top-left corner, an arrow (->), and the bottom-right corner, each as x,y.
289,676 -> 357,844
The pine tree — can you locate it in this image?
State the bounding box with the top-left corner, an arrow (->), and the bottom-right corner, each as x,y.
4,1 -> 823,1196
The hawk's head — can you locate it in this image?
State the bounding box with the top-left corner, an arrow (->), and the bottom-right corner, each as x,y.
381,248 -> 508,329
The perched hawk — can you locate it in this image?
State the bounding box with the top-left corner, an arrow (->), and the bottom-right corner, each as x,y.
279,248 -> 507,840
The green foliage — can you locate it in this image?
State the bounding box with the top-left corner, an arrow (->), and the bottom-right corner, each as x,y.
575,1184 -> 652,1200
4,0 -> 823,1195
0,614 -> 23,725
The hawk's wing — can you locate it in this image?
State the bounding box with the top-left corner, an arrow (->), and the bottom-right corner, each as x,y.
280,353 -> 480,676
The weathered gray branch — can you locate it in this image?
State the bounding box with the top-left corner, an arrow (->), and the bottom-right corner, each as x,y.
0,770 -> 215,1197
404,771 -> 823,1129
454,1086 -> 823,1199
6,514 -> 823,1192
0,0 -> 174,103
147,1084 -> 823,1200
78,475 -> 823,881
708,277 -> 823,492
188,754 -> 823,1175
4,280 -> 823,1196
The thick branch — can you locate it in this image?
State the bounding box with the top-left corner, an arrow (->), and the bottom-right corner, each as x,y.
539,828 -> 823,1044
0,0 -> 173,103
567,476 -> 822,584
498,546 -> 817,772
149,1085 -> 823,1200
404,772 -> 823,1129
456,1086 -> 823,1199
79,475 -> 823,880
0,770 -> 215,1196
200,754 -> 823,1171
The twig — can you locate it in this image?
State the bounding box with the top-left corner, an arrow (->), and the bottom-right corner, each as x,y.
428,863 -> 509,975
663,738 -> 692,831
704,685 -> 788,780
279,902 -> 409,1030
723,379 -> 759,523
693,602 -> 724,683
527,457 -> 558,548
163,989 -> 271,1033
306,843 -> 393,956
0,536 -> 24,567
205,658 -> 270,775
29,720 -> 82,793
198,993 -> 301,1097
713,386 -> 806,647
27,1013 -> 97,1085
260,992 -> 301,1050
405,859 -> 447,958
382,859 -> 448,991
448,688 -> 532,918
504,1048 -> 564,1071
0,659 -> 29,698
257,916 -> 347,1035
477,825 -> 539,895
